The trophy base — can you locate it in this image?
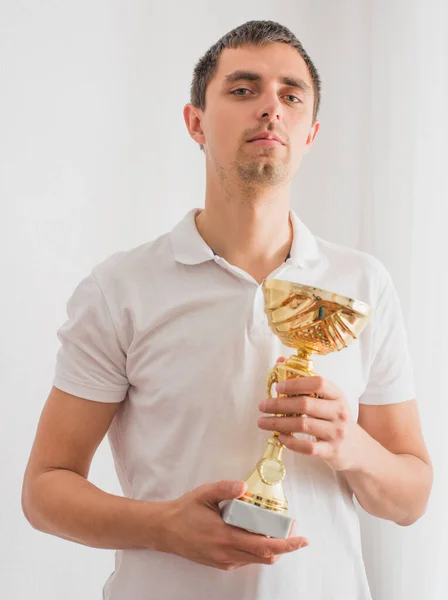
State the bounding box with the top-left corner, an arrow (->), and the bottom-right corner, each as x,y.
220,499 -> 294,539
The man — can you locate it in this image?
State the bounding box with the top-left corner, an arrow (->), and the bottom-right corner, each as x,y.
22,20 -> 432,600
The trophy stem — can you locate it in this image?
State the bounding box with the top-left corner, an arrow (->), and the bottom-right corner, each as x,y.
239,350 -> 318,514
240,435 -> 288,512
285,349 -> 316,378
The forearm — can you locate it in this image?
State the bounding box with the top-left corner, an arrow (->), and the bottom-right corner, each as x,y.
22,468 -> 168,550
344,426 -> 433,526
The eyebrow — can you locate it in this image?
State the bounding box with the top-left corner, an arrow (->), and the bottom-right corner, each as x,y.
223,70 -> 312,94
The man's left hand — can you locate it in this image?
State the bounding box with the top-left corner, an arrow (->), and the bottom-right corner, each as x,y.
257,374 -> 365,472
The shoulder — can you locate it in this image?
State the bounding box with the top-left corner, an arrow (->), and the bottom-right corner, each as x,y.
317,235 -> 388,276
315,235 -> 393,301
90,231 -> 173,294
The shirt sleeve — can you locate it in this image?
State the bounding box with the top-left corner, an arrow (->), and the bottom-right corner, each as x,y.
52,270 -> 129,403
359,264 -> 416,405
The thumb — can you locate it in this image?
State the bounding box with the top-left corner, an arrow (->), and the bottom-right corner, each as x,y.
195,480 -> 247,505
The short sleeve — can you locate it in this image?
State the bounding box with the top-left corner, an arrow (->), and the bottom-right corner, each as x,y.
359,265 -> 416,405
53,270 -> 129,402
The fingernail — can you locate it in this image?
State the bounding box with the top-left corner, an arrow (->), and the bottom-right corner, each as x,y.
231,481 -> 243,494
276,382 -> 286,393
259,399 -> 267,411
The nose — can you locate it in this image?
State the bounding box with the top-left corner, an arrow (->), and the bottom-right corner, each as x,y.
257,92 -> 283,123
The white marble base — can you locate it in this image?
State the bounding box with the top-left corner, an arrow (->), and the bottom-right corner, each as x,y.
220,499 -> 294,539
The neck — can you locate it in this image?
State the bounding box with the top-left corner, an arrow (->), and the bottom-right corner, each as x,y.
195,183 -> 293,283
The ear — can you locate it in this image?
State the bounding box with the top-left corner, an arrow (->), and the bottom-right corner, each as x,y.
183,104 -> 206,147
303,120 -> 320,155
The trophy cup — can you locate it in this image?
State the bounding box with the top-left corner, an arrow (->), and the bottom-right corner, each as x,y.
221,279 -> 372,538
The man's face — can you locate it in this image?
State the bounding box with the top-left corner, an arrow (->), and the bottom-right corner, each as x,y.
194,43 -> 319,187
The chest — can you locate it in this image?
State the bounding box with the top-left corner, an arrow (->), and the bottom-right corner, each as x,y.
125,288 -> 370,423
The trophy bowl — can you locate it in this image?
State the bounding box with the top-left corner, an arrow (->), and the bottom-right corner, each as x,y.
221,279 -> 372,538
262,279 -> 372,355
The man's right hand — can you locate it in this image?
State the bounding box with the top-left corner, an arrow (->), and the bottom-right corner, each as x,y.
22,388 -> 308,559
155,480 -> 309,571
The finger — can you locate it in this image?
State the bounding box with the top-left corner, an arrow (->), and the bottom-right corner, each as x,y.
195,480 -> 247,505
276,376 -> 342,400
259,396 -> 342,421
224,548 -> 279,566
277,433 -> 316,455
240,536 -> 309,559
258,415 -> 337,440
305,440 -> 334,460
231,528 -> 309,558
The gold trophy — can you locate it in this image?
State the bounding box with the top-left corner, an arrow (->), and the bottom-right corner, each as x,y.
221,279 -> 372,538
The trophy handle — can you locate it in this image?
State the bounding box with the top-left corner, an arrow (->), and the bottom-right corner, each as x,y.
266,360 -> 302,398
266,365 -> 292,423
265,358 -> 315,419
266,366 -> 280,398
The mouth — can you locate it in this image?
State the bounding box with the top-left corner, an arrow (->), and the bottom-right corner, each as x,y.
247,138 -> 284,147
247,133 -> 286,146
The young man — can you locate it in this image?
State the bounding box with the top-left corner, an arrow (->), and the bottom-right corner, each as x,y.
22,20 -> 432,600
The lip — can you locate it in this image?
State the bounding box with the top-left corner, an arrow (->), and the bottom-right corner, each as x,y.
247,132 -> 285,146
248,139 -> 284,147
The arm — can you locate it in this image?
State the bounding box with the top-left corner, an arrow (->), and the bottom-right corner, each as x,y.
259,378 -> 433,527
343,399 -> 433,526
21,386 -> 167,550
341,260 -> 434,524
22,386 -> 308,568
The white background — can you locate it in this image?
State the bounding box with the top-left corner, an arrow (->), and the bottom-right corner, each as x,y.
1,1 -> 447,598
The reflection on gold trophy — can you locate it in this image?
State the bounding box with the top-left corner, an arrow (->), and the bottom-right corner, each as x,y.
221,279 -> 372,538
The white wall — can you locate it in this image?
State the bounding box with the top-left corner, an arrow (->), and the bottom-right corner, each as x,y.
1,1 -> 446,598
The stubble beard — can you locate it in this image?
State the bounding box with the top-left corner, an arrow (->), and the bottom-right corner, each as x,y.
235,155 -> 288,186
219,147 -> 289,187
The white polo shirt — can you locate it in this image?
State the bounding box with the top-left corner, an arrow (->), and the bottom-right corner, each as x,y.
53,209 -> 415,600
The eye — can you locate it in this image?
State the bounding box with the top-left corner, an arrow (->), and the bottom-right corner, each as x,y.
286,95 -> 302,104
231,88 -> 252,96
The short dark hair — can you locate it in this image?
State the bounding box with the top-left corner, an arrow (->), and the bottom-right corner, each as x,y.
189,20 -> 322,151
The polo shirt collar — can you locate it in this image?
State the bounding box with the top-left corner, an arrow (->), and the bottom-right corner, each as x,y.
170,208 -> 321,268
